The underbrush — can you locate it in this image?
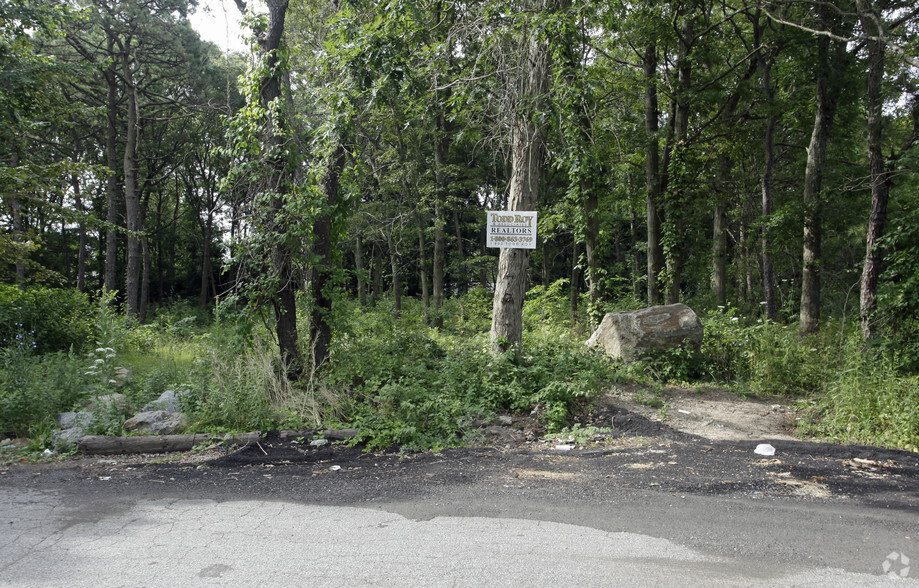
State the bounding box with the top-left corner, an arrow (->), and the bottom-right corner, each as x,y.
3,286 -> 918,454
327,298 -> 616,450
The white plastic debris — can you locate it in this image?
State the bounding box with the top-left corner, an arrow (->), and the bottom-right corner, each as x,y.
555,444 -> 574,451
329,465 -> 341,471
42,449 -> 53,456
678,410 -> 691,415
310,439 -> 329,447
754,443 -> 776,456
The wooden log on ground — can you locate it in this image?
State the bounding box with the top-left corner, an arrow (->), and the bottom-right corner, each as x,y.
78,433 -> 261,455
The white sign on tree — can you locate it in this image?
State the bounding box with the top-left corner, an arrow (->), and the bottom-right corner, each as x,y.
486,211 -> 537,249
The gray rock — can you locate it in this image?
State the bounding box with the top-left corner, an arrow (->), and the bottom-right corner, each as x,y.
140,390 -> 188,414
83,393 -> 129,414
587,303 -> 704,362
56,411 -> 94,430
53,411 -> 96,449
123,411 -> 187,435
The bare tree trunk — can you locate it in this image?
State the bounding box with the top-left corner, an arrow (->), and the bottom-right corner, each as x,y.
631,211 -> 642,301
761,81 -> 777,320
310,143 -> 345,368
355,234 -> 367,307
140,232 -> 150,323
104,36 -> 120,297
417,213 -> 430,318
490,2 -> 551,354
373,243 -> 383,304
388,229 -> 401,317
712,201 -> 727,307
799,36 -> 836,335
663,17 -> 693,305
70,166 -> 88,292
644,42 -> 664,305
453,209 -> 467,295
585,190 -> 600,327
123,47 -> 141,317
569,240 -> 580,322
199,213 -> 212,308
857,0 -> 890,339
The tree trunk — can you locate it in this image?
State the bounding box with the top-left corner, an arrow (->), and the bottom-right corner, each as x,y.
199,213 -> 212,308
373,243 -> 383,304
712,201 -> 727,307
799,36 -> 836,335
123,47 -> 141,318
453,209 -> 467,295
644,42 -> 664,305
388,229 -> 401,317
857,0 -> 890,340
569,239 -> 580,322
760,51 -> 778,321
631,211 -> 642,301
140,232 -> 150,323
310,143 -> 345,368
104,36 -> 120,297
663,17 -> 693,306
355,234 -> 367,307
585,190 -> 600,327
239,0 -> 300,374
489,3 -> 551,355
72,172 -> 88,292
417,212 -> 430,317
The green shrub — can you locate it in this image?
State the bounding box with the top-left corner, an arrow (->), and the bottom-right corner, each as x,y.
0,286 -> 93,354
328,300 -> 616,449
0,350 -> 88,437
800,348 -> 919,452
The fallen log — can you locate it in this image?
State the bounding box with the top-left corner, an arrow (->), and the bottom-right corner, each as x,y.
78,433 -> 260,455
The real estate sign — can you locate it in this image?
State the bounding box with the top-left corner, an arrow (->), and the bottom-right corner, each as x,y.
486,210 -> 537,249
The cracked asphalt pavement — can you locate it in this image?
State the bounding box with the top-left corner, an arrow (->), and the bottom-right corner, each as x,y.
1,418 -> 918,586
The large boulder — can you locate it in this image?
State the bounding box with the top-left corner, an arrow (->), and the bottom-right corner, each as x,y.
140,389 -> 189,414
123,411 -> 188,435
587,303 -> 703,362
53,411 -> 95,449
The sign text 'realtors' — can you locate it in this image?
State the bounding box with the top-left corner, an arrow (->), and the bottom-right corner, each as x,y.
486,210 -> 537,249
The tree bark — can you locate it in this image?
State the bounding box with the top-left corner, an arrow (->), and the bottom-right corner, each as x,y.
663,17 -> 693,305
355,234 -> 367,307
712,200 -> 727,307
388,228 -> 401,317
417,212 -> 430,317
799,36 -> 836,335
310,144 -> 345,368
569,239 -> 580,322
104,34 -> 120,297
122,47 -> 141,318
644,42 -> 664,305
489,2 -> 551,354
585,190 -> 600,327
857,0 -> 891,339
760,48 -> 778,321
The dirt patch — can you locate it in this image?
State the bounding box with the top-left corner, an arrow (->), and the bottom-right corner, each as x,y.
600,384 -> 799,442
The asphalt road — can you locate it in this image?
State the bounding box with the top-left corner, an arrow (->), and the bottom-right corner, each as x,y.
2,429 -> 918,586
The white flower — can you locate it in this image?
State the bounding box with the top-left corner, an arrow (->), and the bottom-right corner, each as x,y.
94,358 -> 105,365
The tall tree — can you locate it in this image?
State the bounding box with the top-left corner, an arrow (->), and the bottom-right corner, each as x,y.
490,0 -> 554,355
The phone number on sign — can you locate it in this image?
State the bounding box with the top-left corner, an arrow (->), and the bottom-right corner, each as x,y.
491,235 -> 533,243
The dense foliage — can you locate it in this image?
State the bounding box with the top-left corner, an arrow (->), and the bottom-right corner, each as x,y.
1,0 -> 918,455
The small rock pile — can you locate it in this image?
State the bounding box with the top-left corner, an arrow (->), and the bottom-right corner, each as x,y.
53,389 -> 190,450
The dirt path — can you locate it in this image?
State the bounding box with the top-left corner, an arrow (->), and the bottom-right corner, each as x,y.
603,384 -> 799,442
